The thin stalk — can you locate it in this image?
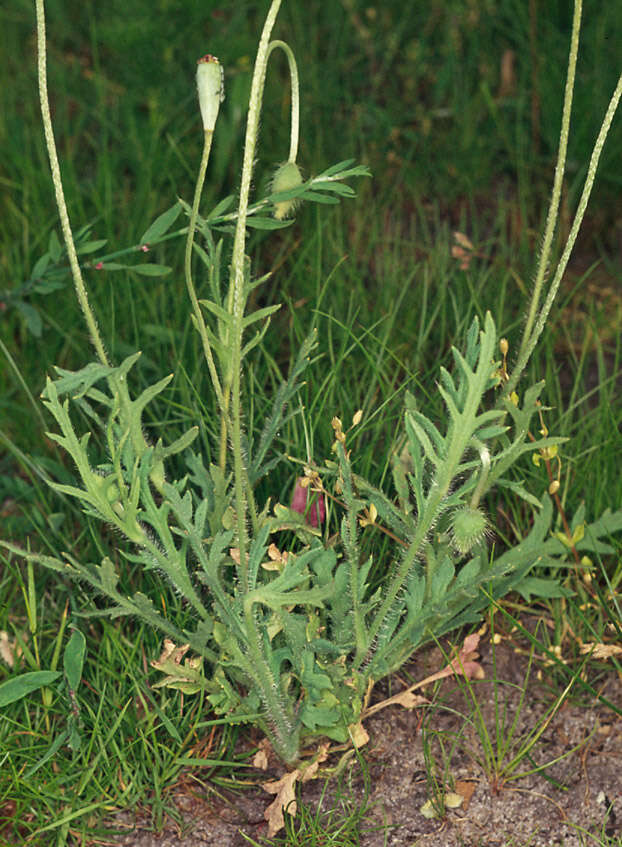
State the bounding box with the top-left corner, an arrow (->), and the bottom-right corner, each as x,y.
339,445 -> 369,663
267,39 -> 300,162
35,0 -> 109,368
186,134 -> 257,530
360,463 -> 451,668
36,0 -> 152,473
506,70 -> 622,398
519,0 -> 581,363
218,385 -> 230,472
228,0 -> 283,587
184,128 -> 226,413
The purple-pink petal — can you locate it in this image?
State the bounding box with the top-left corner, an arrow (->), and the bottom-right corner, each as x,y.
291,478 -> 325,528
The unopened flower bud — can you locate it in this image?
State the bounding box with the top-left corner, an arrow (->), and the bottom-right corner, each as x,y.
451,506 -> 489,554
291,478 -> 325,528
196,55 -> 224,132
272,161 -> 303,220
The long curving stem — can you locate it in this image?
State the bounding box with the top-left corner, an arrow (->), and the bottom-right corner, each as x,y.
35,0 -> 109,367
228,0 -> 283,585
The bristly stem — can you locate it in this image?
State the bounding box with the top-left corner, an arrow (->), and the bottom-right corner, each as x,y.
228,0 -> 283,586
243,597 -> 300,765
506,68 -> 622,398
35,0 -> 109,367
36,0 -> 151,474
518,0 -> 581,365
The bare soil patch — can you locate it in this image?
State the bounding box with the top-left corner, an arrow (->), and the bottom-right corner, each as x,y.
110,641 -> 622,847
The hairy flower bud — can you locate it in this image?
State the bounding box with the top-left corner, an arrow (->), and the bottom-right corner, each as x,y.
272,161 -> 303,220
451,506 -> 489,554
196,55 -> 224,132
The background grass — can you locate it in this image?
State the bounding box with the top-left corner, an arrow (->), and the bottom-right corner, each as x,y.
1,0 -> 621,844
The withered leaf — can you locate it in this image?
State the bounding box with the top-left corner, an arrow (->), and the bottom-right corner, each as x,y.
262,770 -> 301,836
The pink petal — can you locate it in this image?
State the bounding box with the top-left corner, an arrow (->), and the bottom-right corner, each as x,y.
291,479 -> 325,527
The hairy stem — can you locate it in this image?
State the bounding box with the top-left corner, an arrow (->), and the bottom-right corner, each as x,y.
506,70 -> 622,397
243,598 -> 299,764
228,0 -> 282,586
518,0 -> 582,364
361,319 -> 496,670
35,0 -> 108,367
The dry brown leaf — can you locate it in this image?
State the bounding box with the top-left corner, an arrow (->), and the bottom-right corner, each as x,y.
391,691 -> 429,710
420,791 -> 463,820
444,792 -> 464,809
453,231 -> 474,250
455,780 -> 477,810
0,631 -> 20,668
268,544 -> 288,564
263,544 -> 289,572
363,634 -> 483,720
348,721 -> 369,749
301,743 -> 330,782
362,689 -> 428,719
150,640 -> 204,693
252,739 -> 271,770
153,639 -> 189,666
420,799 -> 438,819
301,761 -> 320,782
415,632 -> 484,689
262,770 -> 301,836
579,642 -> 622,660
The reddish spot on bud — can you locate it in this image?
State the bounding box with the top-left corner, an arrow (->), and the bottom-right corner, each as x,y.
94,262 -> 104,270
197,54 -> 218,64
141,244 -> 149,252
291,478 -> 325,528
